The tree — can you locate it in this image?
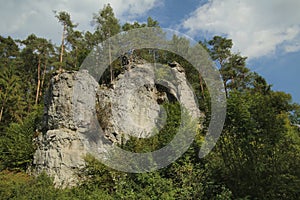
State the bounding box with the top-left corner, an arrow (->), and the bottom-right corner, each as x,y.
122,21 -> 146,31
147,17 -> 159,27
248,72 -> 271,94
207,36 -> 249,96
0,107 -> 42,170
92,4 -> 121,83
221,54 -> 248,90
208,88 -> 300,199
92,4 -> 121,42
0,66 -> 26,126
0,36 -> 19,65
0,37 -> 24,125
21,34 -> 54,105
66,30 -> 86,69
55,11 -> 77,71
0,9 -> 299,199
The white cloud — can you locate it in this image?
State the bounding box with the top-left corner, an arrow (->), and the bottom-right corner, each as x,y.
284,43 -> 300,53
182,0 -> 300,59
0,0 -> 160,44
110,0 -> 162,18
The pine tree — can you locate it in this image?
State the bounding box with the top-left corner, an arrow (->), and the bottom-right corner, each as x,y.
92,4 -> 121,83
0,36 -> 19,65
207,36 -> 249,96
0,66 -> 26,126
21,34 -> 54,105
55,11 -> 77,71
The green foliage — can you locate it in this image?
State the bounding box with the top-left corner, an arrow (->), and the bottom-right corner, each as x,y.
0,170 -> 31,199
0,36 -> 19,65
122,21 -> 147,31
55,11 -> 77,30
208,36 -> 233,65
206,36 -> 249,96
122,102 -> 181,153
0,170 -> 58,200
122,17 -> 159,31
114,172 -> 176,200
92,3 -> 121,42
0,107 -> 43,170
208,89 -> 300,199
0,170 -> 114,200
0,65 -> 27,127
0,6 -> 299,200
81,154 -> 117,192
290,103 -> 300,125
55,11 -> 90,71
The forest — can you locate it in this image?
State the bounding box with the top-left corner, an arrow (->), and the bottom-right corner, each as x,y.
1,4 -> 300,200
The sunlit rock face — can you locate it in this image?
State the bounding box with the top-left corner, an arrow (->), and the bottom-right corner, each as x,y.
32,61 -> 202,188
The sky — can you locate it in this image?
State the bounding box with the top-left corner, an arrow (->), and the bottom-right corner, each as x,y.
0,0 -> 299,103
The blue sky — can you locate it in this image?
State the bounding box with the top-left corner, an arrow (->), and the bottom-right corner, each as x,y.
0,0 -> 299,103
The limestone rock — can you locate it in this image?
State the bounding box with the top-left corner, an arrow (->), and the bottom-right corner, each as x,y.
33,70 -> 99,188
97,63 -> 203,142
97,63 -> 164,141
32,61 -> 203,188
33,129 -> 86,188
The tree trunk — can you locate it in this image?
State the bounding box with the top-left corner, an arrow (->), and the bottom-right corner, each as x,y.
40,59 -> 47,97
59,23 -> 66,71
108,34 -> 113,83
35,57 -> 41,105
153,50 -> 156,68
0,105 -> 4,122
74,47 -> 78,69
224,80 -> 228,98
199,73 -> 205,100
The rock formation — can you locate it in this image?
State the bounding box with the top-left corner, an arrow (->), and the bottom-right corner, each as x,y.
33,70 -> 98,188
32,61 -> 203,188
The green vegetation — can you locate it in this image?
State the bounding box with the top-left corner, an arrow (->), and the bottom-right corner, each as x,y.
0,3 -> 299,199
121,102 -> 182,153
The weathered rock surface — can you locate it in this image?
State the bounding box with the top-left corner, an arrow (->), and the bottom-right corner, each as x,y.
97,62 -> 202,142
33,129 -> 87,188
32,61 -> 203,188
33,71 -> 99,188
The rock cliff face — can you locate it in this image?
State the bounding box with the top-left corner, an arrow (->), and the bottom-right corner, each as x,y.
33,71 -> 98,188
32,61 -> 203,188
